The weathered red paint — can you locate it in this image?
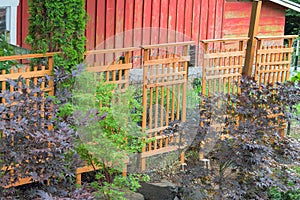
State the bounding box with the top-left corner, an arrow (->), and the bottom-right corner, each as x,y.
223,1 -> 286,38
124,0 -> 134,48
142,0 -> 152,45
184,0 -> 193,40
159,0 -> 169,44
151,0 -> 160,44
192,0 -> 201,43
115,0 -> 125,49
95,0 -> 105,64
86,0 -> 96,50
168,0 -> 177,43
176,0 -> 185,42
200,0 -> 209,40
17,0 -> 287,53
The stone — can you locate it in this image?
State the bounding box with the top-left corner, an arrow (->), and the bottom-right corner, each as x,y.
124,191 -> 145,200
137,179 -> 179,200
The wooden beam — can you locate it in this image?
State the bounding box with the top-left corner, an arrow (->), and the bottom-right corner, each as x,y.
243,0 -> 262,77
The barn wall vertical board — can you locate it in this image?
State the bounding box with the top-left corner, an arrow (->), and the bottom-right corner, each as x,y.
142,0 -> 152,45
184,0 -> 193,41
124,0 -> 134,48
214,0 -> 224,49
21,0 -> 29,49
95,0 -> 106,64
207,0 -> 216,41
159,0 -> 169,44
133,0 -> 143,46
176,0 -> 185,42
133,0 -> 143,66
199,0 -> 208,40
95,0 -> 106,47
192,0 -> 202,66
86,0 -> 96,50
168,0 -> 177,43
115,0 -> 125,49
105,0 -> 116,48
215,0 -> 224,40
151,0 -> 160,44
192,0 -> 201,43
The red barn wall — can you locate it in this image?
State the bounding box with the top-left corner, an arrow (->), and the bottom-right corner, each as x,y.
223,1 -> 286,38
17,0 -> 226,50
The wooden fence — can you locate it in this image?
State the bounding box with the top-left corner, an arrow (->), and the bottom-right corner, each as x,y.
201,37 -> 248,96
141,42 -> 192,171
0,36 -> 297,187
254,35 -> 297,85
0,53 -> 55,98
0,53 -> 55,188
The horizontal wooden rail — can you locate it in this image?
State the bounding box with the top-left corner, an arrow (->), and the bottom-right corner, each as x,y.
86,47 -> 140,54
256,35 -> 298,40
141,41 -> 194,49
201,37 -> 249,43
0,52 -> 58,61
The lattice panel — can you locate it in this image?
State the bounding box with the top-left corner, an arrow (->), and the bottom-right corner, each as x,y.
0,53 -> 55,102
86,48 -> 138,92
255,36 -> 297,85
201,38 -> 248,96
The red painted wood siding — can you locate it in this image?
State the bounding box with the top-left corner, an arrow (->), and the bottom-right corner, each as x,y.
223,1 -> 286,38
17,0 -> 225,50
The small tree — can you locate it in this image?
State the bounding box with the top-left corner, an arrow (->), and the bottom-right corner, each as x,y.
285,0 -> 300,35
26,0 -> 87,72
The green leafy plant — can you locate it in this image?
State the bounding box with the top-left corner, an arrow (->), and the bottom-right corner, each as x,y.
26,0 -> 87,72
0,34 -> 18,71
72,71 -> 148,199
91,172 -> 150,200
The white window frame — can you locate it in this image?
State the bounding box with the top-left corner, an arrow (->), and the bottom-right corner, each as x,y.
0,0 -> 19,45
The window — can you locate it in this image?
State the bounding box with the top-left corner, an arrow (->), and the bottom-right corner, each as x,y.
0,0 -> 20,45
0,8 -> 6,33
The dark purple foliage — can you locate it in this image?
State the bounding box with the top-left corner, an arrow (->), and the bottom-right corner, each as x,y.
189,78 -> 300,199
0,76 -> 76,187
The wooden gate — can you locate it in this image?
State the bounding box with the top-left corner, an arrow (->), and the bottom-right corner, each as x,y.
140,42 -> 193,171
254,35 -> 297,85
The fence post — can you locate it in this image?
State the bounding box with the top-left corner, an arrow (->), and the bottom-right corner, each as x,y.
243,0 -> 262,77
141,49 -> 149,171
48,55 -> 54,96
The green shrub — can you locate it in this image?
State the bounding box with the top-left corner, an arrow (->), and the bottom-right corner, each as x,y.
26,0 -> 87,72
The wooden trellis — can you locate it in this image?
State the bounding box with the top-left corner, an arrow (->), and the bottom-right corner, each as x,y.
140,41 -> 193,171
0,53 -> 55,98
254,35 -> 297,85
0,53 -> 55,188
0,36 -> 297,188
86,47 -> 139,92
201,38 -> 248,96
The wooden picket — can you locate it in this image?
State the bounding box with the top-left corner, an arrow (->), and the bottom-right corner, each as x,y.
254,35 -> 297,85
